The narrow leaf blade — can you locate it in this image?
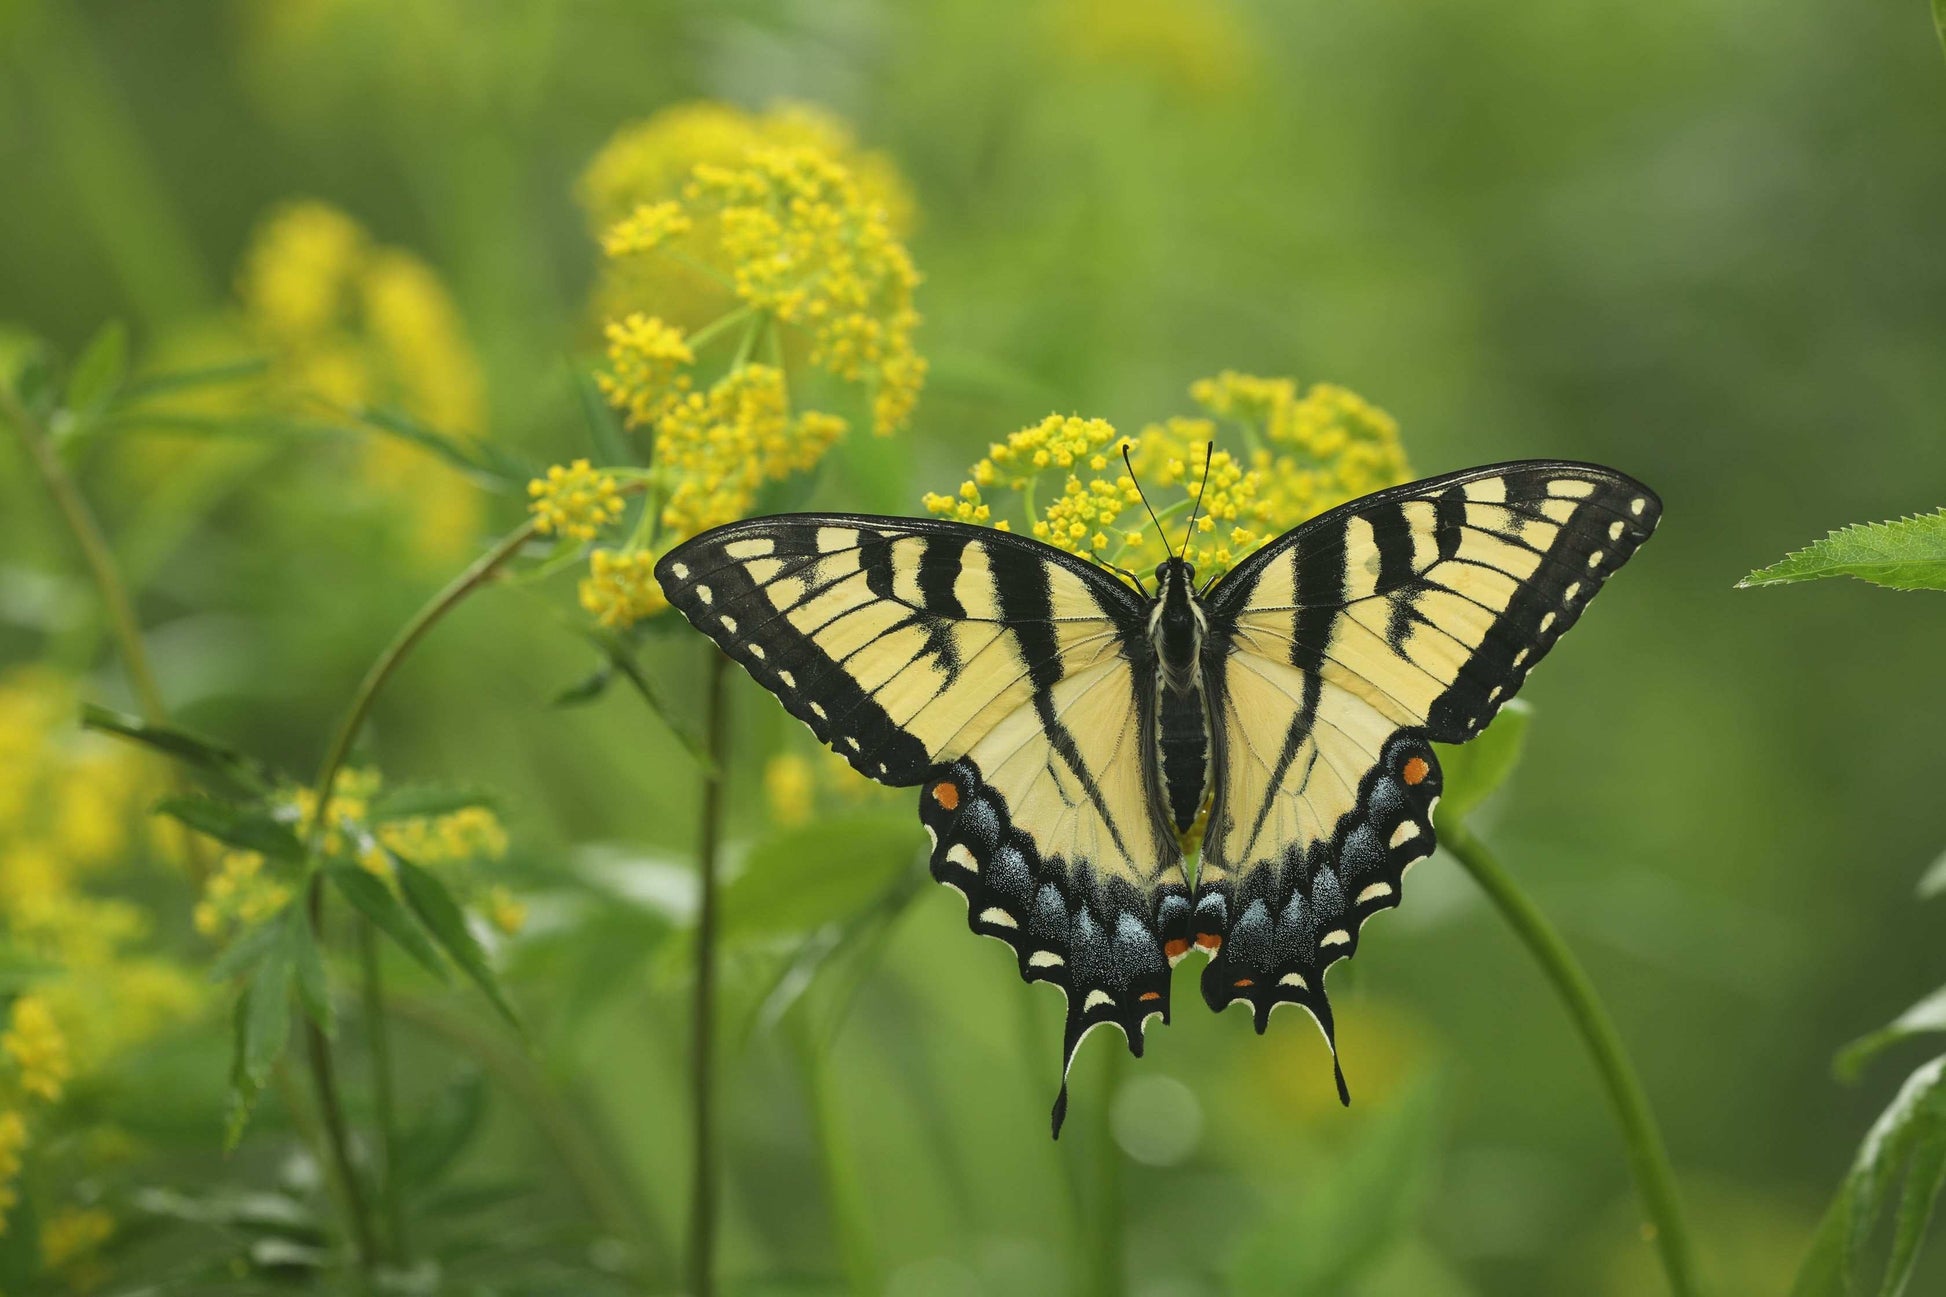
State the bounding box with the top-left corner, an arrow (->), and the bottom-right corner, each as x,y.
327,864 -> 450,984
1738,510 -> 1946,592
64,320 -> 128,417
156,794 -> 305,861
393,856 -> 519,1030
1839,986 -> 1946,1082
287,908 -> 334,1036
1919,848 -> 1946,901
82,704 -> 274,798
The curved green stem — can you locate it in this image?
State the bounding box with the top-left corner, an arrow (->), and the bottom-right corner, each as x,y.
1441,820 -> 1704,1297
3,385 -> 168,723
360,921 -> 407,1263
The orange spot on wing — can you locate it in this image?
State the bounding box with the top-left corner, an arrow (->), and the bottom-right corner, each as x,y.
1402,756 -> 1430,786
1194,932 -> 1223,953
1139,990 -> 1162,1002
932,780 -> 960,810
1233,977 -> 1255,988
1163,937 -> 1191,961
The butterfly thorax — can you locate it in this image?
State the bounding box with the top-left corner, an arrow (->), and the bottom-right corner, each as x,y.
1148,558 -> 1213,833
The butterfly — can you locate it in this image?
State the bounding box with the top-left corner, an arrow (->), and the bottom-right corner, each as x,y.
654,459 -> 1660,1136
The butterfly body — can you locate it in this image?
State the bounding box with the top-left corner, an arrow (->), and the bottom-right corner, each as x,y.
655,460 -> 1660,1135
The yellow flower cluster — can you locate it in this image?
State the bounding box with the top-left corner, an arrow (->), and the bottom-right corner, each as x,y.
237,201 -> 490,566
0,670 -> 203,1246
4,996 -> 72,1104
600,200 -> 692,258
528,459 -> 625,541
596,313 -> 694,430
580,548 -> 666,628
925,373 -> 1409,584
365,805 -> 509,873
657,365 -> 847,535
192,850 -> 295,939
1052,0 -> 1259,100
40,1204 -> 114,1288
683,146 -> 925,436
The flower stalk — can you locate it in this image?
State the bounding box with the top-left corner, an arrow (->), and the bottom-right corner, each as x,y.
1441,820 -> 1704,1297
688,647 -> 731,1297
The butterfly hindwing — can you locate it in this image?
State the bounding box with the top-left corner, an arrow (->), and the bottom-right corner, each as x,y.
1195,462 -> 1661,1082
656,517 -> 1188,1133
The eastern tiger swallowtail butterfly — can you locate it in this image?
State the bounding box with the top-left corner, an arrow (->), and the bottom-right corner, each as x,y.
654,460 -> 1660,1136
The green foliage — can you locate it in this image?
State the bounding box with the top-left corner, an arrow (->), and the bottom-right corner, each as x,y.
1840,987 -> 1946,1083
1431,699 -> 1532,827
394,854 -> 520,1031
1738,510 -> 1946,593
82,703 -> 275,799
328,864 -> 452,985
155,792 -> 306,861
60,318 -> 128,427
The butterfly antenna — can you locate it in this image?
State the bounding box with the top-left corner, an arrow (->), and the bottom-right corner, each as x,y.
1122,443 -> 1171,555
1178,443 -> 1215,562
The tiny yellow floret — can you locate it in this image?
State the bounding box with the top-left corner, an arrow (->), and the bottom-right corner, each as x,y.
528,459 -> 625,541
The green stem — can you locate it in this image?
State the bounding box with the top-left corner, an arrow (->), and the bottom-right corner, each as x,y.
688,649 -> 731,1297
3,386 -> 169,724
683,304 -> 758,353
384,992 -> 662,1276
360,922 -> 408,1263
1081,1049 -> 1126,1297
796,1034 -> 876,1293
1441,821 -> 1704,1297
729,310 -> 769,372
302,885 -> 379,1275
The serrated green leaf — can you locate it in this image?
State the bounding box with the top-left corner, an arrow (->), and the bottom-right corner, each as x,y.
327,864 -> 450,984
393,856 -> 519,1030
367,784 -> 500,822
1432,699 -> 1532,829
207,919 -> 285,984
82,704 -> 275,799
156,794 -> 305,861
1919,849 -> 1946,901
64,319 -> 127,416
1839,986 -> 1946,1082
1738,510 -> 1946,592
287,908 -> 333,1036
227,931 -> 295,1148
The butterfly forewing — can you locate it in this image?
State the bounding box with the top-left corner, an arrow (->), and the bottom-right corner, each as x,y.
1193,462 -> 1661,1084
656,517 -> 1191,1134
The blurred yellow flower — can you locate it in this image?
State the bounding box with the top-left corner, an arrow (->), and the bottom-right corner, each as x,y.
40,1204 -> 113,1281
528,459 -> 625,541
601,200 -> 692,257
4,995 -> 72,1104
928,374 -> 1408,584
579,548 -> 666,628
1051,0 -> 1259,99
485,885 -> 527,936
193,851 -> 293,940
0,1109 -> 25,1232
237,200 -> 489,566
764,754 -> 816,828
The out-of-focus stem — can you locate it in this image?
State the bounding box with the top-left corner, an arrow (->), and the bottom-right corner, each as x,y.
687,649 -> 731,1297
1442,820 -> 1704,1297
360,922 -> 408,1262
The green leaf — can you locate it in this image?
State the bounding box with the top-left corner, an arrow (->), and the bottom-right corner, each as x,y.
227,929 -> 295,1148
551,663 -> 614,708
572,362 -> 634,468
119,355 -> 269,402
395,1069 -> 489,1189
1431,699 -> 1532,828
287,908 -> 333,1036
156,793 -> 305,861
64,319 -> 128,417
1840,986 -> 1946,1082
1795,1055 -> 1946,1297
1738,510 -> 1946,593
1919,848 -> 1946,901
327,864 -> 450,984
354,403 -> 536,489
82,703 -> 275,799
583,627 -> 712,769
367,784 -> 500,822
207,919 -> 286,984
393,856 -> 519,1029
724,813 -> 922,939
1935,0 -> 1945,67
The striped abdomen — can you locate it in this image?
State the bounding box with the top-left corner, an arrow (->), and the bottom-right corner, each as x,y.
1157,681 -> 1210,834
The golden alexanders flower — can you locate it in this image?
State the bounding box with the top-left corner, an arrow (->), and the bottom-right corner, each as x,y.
927,373 -> 1410,584
528,459 -> 626,541
581,548 -> 667,627
3,995 -> 72,1104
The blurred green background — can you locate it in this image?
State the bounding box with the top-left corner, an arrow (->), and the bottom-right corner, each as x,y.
4,0 -> 1945,1293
